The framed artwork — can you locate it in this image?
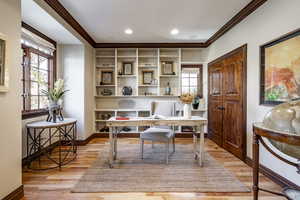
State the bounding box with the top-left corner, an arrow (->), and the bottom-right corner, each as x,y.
122,62 -> 133,75
101,70 -> 113,85
260,28 -> 300,105
0,33 -> 8,92
162,61 -> 174,75
142,71 -> 153,85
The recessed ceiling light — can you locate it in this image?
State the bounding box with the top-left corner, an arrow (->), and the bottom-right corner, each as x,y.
125,28 -> 133,35
171,28 -> 179,35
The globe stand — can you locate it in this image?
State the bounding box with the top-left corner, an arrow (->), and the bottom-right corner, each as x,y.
253,123 -> 300,200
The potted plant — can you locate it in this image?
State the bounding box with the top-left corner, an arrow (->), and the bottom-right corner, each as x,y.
179,93 -> 194,119
192,96 -> 200,110
41,79 -> 68,122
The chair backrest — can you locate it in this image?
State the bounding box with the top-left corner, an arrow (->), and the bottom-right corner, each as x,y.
151,101 -> 176,117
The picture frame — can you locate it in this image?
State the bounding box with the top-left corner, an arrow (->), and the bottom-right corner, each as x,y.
122,62 -> 133,75
161,61 -> 174,75
260,28 -> 300,105
0,33 -> 8,92
142,71 -> 153,85
101,70 -> 114,85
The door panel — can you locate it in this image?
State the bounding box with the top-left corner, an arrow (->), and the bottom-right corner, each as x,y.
208,62 -> 223,146
208,45 -> 246,161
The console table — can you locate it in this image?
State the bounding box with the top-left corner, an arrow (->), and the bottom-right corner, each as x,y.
106,116 -> 207,168
253,122 -> 300,200
26,118 -> 77,170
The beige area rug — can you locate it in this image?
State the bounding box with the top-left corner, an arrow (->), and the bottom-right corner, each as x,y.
72,143 -> 250,193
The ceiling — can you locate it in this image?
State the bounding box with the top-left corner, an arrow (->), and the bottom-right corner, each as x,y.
58,0 -> 252,43
22,0 -> 81,44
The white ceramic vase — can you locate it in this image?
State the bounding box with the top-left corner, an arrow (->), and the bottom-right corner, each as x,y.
183,104 -> 192,119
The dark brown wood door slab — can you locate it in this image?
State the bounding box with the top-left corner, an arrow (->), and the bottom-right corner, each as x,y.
208,61 -> 224,147
208,45 -> 247,161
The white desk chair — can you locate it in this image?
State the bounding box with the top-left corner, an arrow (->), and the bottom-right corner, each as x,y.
140,101 -> 176,164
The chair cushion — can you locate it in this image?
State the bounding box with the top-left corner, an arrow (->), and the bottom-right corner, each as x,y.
141,127 -> 174,141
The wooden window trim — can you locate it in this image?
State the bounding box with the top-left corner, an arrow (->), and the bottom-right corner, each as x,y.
181,64 -> 203,97
21,46 -> 57,120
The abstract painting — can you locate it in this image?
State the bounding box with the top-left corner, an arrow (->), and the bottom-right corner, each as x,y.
260,29 -> 300,105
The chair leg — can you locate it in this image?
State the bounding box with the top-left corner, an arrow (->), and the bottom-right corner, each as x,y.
140,139 -> 144,159
166,141 -> 169,164
172,137 -> 175,153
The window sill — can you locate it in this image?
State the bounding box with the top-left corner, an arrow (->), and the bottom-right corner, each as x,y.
22,110 -> 48,120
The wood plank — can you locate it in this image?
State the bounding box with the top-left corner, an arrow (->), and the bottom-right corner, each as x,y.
22,138 -> 284,200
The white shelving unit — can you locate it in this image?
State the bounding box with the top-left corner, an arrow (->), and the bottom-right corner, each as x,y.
93,48 -> 206,134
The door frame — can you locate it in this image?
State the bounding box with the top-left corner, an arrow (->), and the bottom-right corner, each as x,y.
207,44 -> 247,161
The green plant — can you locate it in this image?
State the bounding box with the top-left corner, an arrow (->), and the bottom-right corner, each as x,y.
192,96 -> 200,104
41,79 -> 68,103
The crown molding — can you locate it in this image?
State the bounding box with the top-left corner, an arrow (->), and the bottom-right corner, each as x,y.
94,43 -> 207,48
22,21 -> 57,46
42,0 -> 268,48
205,0 -> 268,46
43,0 -> 96,47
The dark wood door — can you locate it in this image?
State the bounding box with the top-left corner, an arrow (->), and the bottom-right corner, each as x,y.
208,61 -> 224,147
208,45 -> 247,160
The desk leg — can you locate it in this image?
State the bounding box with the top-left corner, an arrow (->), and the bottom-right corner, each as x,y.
109,127 -> 114,168
193,133 -> 197,160
113,127 -> 117,160
198,125 -> 204,167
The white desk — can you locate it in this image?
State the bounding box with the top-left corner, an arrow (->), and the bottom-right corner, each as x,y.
106,116 -> 207,168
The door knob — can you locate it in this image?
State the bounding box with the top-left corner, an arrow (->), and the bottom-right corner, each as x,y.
217,106 -> 225,110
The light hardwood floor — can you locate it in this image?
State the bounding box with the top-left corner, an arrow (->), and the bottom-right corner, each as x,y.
22,138 -> 284,200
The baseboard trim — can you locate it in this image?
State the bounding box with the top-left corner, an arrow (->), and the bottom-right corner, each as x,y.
245,156 -> 299,189
2,185 -> 24,200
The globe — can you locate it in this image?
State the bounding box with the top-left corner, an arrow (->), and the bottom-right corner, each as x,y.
263,100 -> 300,159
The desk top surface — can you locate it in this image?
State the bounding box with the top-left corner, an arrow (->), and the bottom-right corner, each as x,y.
108,116 -> 206,122
27,118 -> 77,128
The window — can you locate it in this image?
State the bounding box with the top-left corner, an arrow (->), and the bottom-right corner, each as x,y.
181,65 -> 203,96
21,26 -> 56,119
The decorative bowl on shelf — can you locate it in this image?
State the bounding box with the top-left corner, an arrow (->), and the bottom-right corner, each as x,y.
262,100 -> 300,159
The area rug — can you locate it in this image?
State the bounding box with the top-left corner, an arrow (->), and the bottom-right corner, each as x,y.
72,142 -> 250,193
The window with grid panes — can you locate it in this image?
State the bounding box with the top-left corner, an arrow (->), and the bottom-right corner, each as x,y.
181,65 -> 203,96
22,45 -> 54,115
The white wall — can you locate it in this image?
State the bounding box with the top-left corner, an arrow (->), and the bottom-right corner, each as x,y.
84,45 -> 94,139
62,45 -> 86,139
0,0 -> 22,198
206,0 -> 300,186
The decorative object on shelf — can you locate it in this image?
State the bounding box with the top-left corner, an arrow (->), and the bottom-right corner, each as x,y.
151,78 -> 158,85
0,33 -> 8,92
42,79 -> 68,123
101,113 -> 111,120
260,29 -> 300,105
142,70 -> 153,84
100,126 -> 109,132
122,62 -> 133,75
161,61 -> 174,75
182,126 -> 193,132
122,86 -> 133,96
144,92 -> 155,96
122,127 -> 131,132
164,82 -> 171,95
192,96 -> 200,110
101,70 -> 113,85
180,93 -> 194,119
101,88 -> 113,96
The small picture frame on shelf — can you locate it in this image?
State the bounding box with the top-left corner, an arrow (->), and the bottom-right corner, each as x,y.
161,61 -> 174,75
101,70 -> 113,85
142,71 -> 153,85
122,62 -> 133,75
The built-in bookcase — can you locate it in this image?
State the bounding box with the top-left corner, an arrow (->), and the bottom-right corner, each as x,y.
93,48 -> 207,133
